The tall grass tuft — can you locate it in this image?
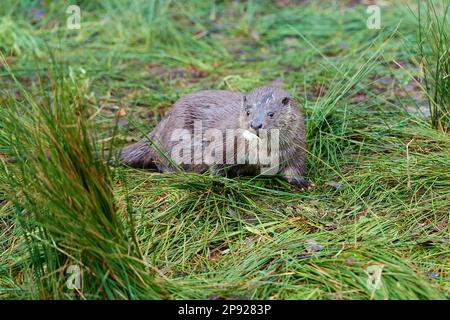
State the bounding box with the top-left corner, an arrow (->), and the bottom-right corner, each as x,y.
417,0 -> 450,132
0,58 -> 167,299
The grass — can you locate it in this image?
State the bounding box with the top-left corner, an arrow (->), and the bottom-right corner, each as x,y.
416,0 -> 450,132
0,0 -> 449,300
0,58 -> 167,299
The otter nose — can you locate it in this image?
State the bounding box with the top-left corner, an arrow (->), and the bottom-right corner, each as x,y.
251,122 -> 263,130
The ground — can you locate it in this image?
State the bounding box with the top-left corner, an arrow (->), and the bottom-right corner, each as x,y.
0,0 -> 449,299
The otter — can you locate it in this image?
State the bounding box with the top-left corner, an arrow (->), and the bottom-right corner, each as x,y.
120,87 -> 309,188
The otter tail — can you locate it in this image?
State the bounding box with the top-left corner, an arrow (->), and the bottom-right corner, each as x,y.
120,140 -> 157,169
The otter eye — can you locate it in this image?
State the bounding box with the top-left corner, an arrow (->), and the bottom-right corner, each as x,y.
267,112 -> 274,118
246,110 -> 250,116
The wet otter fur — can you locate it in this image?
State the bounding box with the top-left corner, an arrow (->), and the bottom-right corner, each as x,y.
120,87 -> 309,188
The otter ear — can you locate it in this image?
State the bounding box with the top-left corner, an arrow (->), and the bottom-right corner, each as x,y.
243,95 -> 247,104
281,97 -> 290,105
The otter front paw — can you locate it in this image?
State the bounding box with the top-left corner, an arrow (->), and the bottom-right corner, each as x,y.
209,164 -> 225,177
286,176 -> 313,190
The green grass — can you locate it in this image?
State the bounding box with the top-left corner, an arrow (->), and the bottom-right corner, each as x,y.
0,0 -> 449,300
415,0 -> 450,132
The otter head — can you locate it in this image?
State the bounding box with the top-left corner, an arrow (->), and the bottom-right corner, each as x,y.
239,87 -> 293,136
